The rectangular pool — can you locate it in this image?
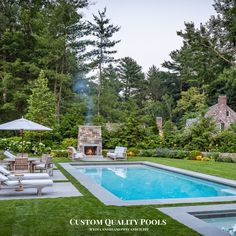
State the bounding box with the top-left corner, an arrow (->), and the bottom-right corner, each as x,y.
75,165 -> 236,200
60,162 -> 236,205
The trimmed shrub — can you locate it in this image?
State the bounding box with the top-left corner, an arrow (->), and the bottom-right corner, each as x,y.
188,150 -> 203,160
215,156 -> 234,163
156,148 -> 188,159
51,150 -> 68,158
127,148 -> 140,157
60,138 -> 77,149
138,149 -> 157,157
175,150 -> 189,159
102,149 -> 108,157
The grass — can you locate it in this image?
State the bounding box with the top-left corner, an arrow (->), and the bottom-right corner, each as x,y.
128,157 -> 236,180
1,156 -> 236,236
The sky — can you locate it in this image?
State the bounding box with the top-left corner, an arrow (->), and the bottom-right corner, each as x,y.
83,0 -> 216,72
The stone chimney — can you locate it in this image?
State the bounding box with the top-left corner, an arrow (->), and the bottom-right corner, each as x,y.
156,117 -> 163,136
218,95 -> 227,107
218,95 -> 227,121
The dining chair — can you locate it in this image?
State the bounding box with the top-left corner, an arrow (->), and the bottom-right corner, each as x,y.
14,158 -> 30,172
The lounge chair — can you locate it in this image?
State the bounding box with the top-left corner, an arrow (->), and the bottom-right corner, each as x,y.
3,150 -> 16,159
107,146 -> 127,160
34,155 -> 53,176
0,166 -> 50,180
0,173 -> 53,196
68,147 -> 84,160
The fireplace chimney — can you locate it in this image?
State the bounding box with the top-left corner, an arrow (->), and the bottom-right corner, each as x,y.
156,117 -> 163,136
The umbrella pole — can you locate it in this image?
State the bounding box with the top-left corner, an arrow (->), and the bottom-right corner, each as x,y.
21,129 -> 24,157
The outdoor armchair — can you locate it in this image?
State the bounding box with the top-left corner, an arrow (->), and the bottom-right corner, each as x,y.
107,147 -> 127,160
67,147 -> 84,160
34,155 -> 53,176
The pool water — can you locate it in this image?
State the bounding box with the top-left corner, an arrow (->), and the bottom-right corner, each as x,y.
203,215 -> 236,236
76,165 -> 236,200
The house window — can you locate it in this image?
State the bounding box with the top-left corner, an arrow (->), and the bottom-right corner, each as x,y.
226,110 -> 230,117
220,123 -> 225,131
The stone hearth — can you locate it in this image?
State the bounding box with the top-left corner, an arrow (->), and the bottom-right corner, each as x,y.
78,126 -> 102,156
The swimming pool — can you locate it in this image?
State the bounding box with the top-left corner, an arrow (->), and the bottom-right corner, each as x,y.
60,162 -> 236,205
76,165 -> 236,200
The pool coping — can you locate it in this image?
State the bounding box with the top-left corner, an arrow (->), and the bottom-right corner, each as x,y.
59,161 -> 236,206
158,204 -> 236,236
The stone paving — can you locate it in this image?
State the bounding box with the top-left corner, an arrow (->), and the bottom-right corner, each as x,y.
51,169 -> 68,181
0,169 -> 82,200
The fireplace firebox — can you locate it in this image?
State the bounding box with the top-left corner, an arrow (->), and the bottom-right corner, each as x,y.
84,146 -> 97,155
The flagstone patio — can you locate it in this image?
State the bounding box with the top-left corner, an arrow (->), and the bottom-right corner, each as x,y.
0,169 -> 82,200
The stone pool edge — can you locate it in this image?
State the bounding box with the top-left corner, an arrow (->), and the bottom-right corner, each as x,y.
158,204 -> 236,236
59,161 -> 236,206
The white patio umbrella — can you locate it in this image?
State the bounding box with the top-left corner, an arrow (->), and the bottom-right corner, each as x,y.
0,117 -> 52,156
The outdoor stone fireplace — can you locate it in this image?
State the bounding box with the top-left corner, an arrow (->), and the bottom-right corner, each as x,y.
78,126 -> 102,156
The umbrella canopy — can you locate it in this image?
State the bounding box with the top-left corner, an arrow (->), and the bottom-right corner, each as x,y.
0,118 -> 52,131
0,118 -> 52,156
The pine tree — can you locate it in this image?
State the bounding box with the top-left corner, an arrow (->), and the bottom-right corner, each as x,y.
86,8 -> 120,116
26,70 -> 56,127
117,57 -> 145,100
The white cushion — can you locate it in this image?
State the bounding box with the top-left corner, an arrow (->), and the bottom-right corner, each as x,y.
21,179 -> 53,187
0,166 -> 11,176
35,164 -> 46,169
74,153 -> 84,159
107,153 -> 117,159
8,173 -> 50,180
5,179 -> 53,187
3,151 -> 16,160
0,173 -> 8,181
68,147 -> 77,153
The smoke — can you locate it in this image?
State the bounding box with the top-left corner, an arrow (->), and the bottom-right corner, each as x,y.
73,76 -> 94,124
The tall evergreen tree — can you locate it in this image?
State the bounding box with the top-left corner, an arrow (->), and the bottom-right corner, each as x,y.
117,57 -> 145,101
86,8 -> 120,116
26,70 -> 56,127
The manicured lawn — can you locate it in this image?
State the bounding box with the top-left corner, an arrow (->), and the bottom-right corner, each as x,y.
128,157 -> 236,180
1,157 -> 236,236
0,157 -> 200,236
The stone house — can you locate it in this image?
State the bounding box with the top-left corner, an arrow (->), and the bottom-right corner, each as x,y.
186,95 -> 236,130
205,95 -> 236,131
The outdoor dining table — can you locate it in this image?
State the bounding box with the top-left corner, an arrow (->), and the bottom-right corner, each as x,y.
3,157 -> 40,173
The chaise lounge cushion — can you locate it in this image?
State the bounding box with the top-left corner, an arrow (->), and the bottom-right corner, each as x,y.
0,173 -> 8,182
0,166 -> 11,175
8,173 -> 50,180
3,151 -> 16,160
5,179 -> 53,187
0,166 -> 50,180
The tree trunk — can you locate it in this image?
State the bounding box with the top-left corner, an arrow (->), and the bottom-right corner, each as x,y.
97,39 -> 103,117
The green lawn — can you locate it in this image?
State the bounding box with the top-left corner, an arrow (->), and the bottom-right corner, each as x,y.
128,157 -> 236,180
1,157 -> 236,236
